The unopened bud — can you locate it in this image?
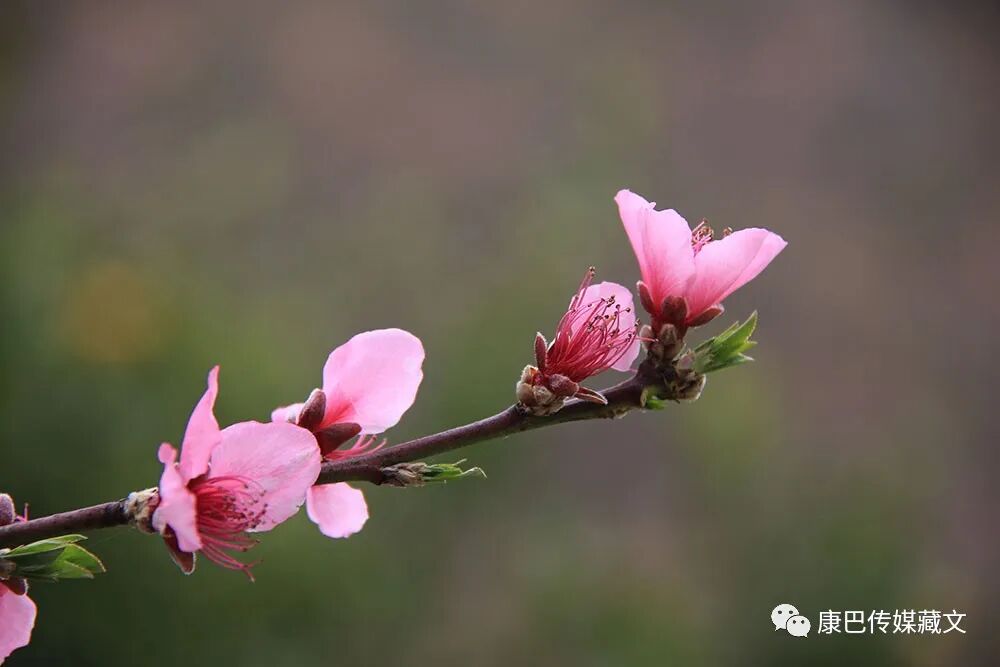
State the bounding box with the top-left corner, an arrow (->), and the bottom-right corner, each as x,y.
0,494 -> 15,527
382,460 -> 487,487
382,463 -> 427,487
646,322 -> 684,365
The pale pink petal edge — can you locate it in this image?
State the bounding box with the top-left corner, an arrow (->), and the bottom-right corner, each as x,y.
306,483 -> 369,539
178,366 -> 221,482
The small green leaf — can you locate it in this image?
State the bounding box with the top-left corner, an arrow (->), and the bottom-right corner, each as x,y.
4,536 -> 105,582
693,312 -> 760,374
53,544 -> 106,577
422,459 -> 487,483
4,535 -> 86,558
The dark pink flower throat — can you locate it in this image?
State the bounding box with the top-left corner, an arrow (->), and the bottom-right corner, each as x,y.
544,269 -> 638,382
191,475 -> 266,578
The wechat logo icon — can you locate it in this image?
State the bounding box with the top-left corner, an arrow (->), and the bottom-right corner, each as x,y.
772,603 -> 811,637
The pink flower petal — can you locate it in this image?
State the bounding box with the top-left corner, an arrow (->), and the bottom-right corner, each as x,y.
0,587 -> 36,663
322,329 -> 424,434
575,281 -> 640,372
178,366 -> 221,483
210,421 -> 322,532
306,483 -> 369,538
686,228 -> 787,319
615,189 -> 696,307
152,443 -> 201,553
270,403 -> 304,424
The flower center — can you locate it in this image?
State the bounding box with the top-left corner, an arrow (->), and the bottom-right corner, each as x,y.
190,475 -> 266,578
545,269 -> 638,382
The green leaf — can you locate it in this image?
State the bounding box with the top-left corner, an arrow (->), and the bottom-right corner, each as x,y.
693,312 -> 760,374
4,536 -> 105,582
51,544 -> 106,578
4,535 -> 86,558
421,459 -> 487,483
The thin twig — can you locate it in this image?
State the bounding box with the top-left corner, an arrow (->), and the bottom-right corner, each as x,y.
0,365 -> 666,548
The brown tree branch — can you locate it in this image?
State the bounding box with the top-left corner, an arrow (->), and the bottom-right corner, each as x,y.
0,500 -> 129,549
315,373 -> 647,485
0,363 -> 670,549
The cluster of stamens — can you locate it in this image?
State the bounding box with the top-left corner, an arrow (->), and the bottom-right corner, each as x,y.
690,220 -> 732,254
517,269 -> 640,415
543,268 -> 638,382
190,475 -> 266,578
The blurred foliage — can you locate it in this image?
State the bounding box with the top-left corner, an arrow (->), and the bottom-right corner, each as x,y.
1,1 -> 998,665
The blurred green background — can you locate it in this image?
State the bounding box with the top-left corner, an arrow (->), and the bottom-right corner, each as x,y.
1,1 -> 997,665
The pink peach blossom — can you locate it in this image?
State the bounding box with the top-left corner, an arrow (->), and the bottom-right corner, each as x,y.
273,329 -> 425,539
518,269 -> 639,411
152,367 -> 321,578
616,189 -> 786,330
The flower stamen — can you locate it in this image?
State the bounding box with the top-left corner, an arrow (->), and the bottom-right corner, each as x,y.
190,475 -> 266,579
544,270 -> 638,382
691,220 -> 715,253
324,434 -> 386,461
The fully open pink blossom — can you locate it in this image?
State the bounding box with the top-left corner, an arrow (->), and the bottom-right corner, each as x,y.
0,583 -> 35,665
616,189 -> 786,330
272,329 -> 425,539
152,366 -> 321,577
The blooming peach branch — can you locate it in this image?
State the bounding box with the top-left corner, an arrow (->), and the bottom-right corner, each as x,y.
0,358 -> 681,550
1,187 -> 787,661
